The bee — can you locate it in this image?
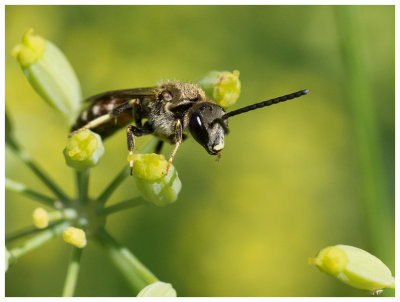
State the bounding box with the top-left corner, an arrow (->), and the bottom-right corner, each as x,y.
70,80 -> 309,174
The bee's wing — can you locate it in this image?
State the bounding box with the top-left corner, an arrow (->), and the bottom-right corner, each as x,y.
85,87 -> 159,103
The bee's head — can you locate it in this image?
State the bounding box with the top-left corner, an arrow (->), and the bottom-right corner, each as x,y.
188,103 -> 229,155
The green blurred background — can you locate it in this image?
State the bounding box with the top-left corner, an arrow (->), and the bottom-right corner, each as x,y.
5,5 -> 394,297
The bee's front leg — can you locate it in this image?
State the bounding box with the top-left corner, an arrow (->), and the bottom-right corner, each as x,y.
127,123 -> 154,175
164,119 -> 183,175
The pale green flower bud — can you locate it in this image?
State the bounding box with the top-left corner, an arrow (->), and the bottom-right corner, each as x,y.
309,244 -> 395,294
12,28 -> 82,125
198,70 -> 241,107
63,130 -> 104,171
128,153 -> 181,206
137,281 -> 177,297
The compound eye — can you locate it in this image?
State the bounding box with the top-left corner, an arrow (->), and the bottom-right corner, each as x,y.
189,113 -> 209,149
161,91 -> 173,102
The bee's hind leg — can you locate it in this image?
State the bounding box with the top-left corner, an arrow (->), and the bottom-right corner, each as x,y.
69,114 -> 112,137
127,123 -> 154,175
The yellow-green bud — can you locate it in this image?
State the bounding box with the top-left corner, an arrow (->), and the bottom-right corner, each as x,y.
198,70 -> 241,107
129,153 -> 182,206
310,244 -> 395,293
64,130 -> 104,171
12,28 -> 82,125
32,207 -> 49,229
137,281 -> 177,297
63,227 -> 87,248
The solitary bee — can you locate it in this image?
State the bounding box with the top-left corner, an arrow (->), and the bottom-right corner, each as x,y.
70,80 -> 309,174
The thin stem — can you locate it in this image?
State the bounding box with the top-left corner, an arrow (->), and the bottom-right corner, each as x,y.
96,137 -> 159,204
98,197 -> 147,216
8,221 -> 70,260
95,228 -> 158,293
6,178 -> 62,209
97,166 -> 129,204
75,169 -> 90,204
335,6 -> 394,268
7,143 -> 71,204
62,247 -> 83,297
6,224 -> 51,243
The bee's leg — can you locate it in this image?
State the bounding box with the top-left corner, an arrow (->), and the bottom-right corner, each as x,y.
155,134 -> 186,155
126,123 -> 154,175
164,120 -> 183,175
69,99 -> 138,137
69,114 -> 112,137
154,140 -> 164,154
110,99 -> 138,118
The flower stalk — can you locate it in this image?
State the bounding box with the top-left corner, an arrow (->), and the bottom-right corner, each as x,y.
98,197 -> 146,216
62,247 -> 83,297
95,228 -> 158,293
6,144 -> 71,204
6,177 -> 62,209
7,221 -> 70,263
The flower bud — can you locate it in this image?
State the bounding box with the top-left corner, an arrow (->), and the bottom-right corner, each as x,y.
129,153 -> 182,206
12,28 -> 82,125
198,70 -> 241,107
32,207 -> 49,229
137,281 -> 177,297
63,227 -> 87,248
64,130 -> 104,171
309,244 -> 395,293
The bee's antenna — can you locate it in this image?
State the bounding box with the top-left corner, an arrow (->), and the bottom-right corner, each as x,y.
221,89 -> 310,120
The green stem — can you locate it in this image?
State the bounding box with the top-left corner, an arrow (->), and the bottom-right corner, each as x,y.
97,166 -> 129,204
6,225 -> 51,243
96,137 -> 160,204
98,197 -> 147,216
7,143 -> 71,204
62,247 -> 83,297
6,178 -> 62,209
95,228 -> 158,293
335,7 -> 394,267
75,170 -> 90,204
8,221 -> 70,260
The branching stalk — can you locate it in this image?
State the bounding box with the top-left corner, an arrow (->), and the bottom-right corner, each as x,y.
95,228 -> 158,293
62,247 -> 83,297
8,221 -> 70,260
7,143 -> 71,204
98,197 -> 147,216
6,177 -> 63,209
75,170 -> 90,204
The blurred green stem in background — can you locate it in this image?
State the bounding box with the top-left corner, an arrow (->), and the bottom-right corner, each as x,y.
99,197 -> 147,216
6,142 -> 71,204
6,177 -> 61,208
62,247 -> 83,297
334,6 -> 394,269
96,228 -> 158,293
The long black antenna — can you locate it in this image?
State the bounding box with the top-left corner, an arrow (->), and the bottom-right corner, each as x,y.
221,89 -> 310,120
